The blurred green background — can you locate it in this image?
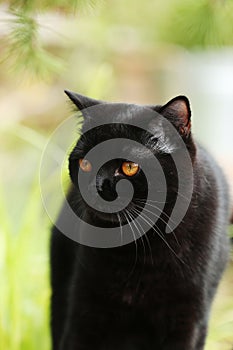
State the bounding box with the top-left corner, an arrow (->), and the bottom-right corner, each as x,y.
0,1 -> 233,349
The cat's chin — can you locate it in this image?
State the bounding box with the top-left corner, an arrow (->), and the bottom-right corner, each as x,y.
84,206 -> 122,228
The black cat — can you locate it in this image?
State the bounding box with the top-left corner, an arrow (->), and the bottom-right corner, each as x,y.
50,91 -> 231,350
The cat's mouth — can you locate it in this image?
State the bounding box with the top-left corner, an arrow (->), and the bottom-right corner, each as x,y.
83,200 -> 142,228
84,205 -> 122,227
87,196 -> 130,215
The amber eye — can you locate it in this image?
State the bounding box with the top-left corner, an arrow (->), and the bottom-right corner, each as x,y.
122,161 -> 139,177
79,158 -> 92,172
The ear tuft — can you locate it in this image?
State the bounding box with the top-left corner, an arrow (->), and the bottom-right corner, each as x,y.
160,96 -> 191,137
64,90 -> 101,111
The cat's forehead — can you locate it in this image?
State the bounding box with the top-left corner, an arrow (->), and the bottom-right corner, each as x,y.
78,103 -> 177,156
81,102 -> 162,130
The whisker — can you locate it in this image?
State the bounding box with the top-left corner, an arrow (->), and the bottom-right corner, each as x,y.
126,209 -> 146,266
117,212 -> 123,246
128,208 -> 154,266
131,207 -> 185,264
134,198 -> 179,227
134,197 -> 167,204
133,202 -> 180,247
172,189 -> 191,202
126,209 -> 150,294
122,210 -> 138,275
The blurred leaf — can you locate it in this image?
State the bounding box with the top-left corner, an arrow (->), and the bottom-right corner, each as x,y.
2,9 -> 63,79
159,0 -> 233,49
0,0 -> 100,79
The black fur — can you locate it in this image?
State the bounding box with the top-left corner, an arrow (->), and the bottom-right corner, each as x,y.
50,93 -> 230,350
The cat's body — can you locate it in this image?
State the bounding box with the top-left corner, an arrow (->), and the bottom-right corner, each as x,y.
50,92 -> 231,350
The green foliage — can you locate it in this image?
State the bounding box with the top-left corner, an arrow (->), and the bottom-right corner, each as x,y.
1,0 -> 99,78
2,0 -> 233,78
4,9 -> 63,78
159,0 -> 233,48
229,226 -> 233,239
0,182 -> 50,350
5,0 -> 99,13
2,0 -> 233,79
0,127 -> 51,350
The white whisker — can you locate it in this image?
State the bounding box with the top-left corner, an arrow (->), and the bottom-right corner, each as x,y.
117,212 -> 123,246
131,207 -> 184,264
122,210 -> 138,273
134,198 -> 178,226
126,209 -> 146,266
134,202 -> 180,247
127,208 -> 154,266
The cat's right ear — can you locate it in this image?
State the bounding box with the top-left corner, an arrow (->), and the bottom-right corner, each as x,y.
159,96 -> 191,138
64,90 -> 101,111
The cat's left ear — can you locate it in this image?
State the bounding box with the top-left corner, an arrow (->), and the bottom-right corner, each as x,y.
159,96 -> 191,137
64,90 -> 101,111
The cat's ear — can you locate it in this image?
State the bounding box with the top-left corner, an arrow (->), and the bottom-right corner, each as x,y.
64,90 -> 101,111
160,96 -> 191,137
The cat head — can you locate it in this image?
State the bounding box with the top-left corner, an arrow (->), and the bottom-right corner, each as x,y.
66,91 -> 195,228
65,90 -> 192,139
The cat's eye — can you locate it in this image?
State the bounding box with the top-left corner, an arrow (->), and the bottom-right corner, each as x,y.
122,161 -> 139,177
79,158 -> 92,172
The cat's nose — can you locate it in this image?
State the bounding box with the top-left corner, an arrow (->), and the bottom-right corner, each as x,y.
96,176 -> 117,202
